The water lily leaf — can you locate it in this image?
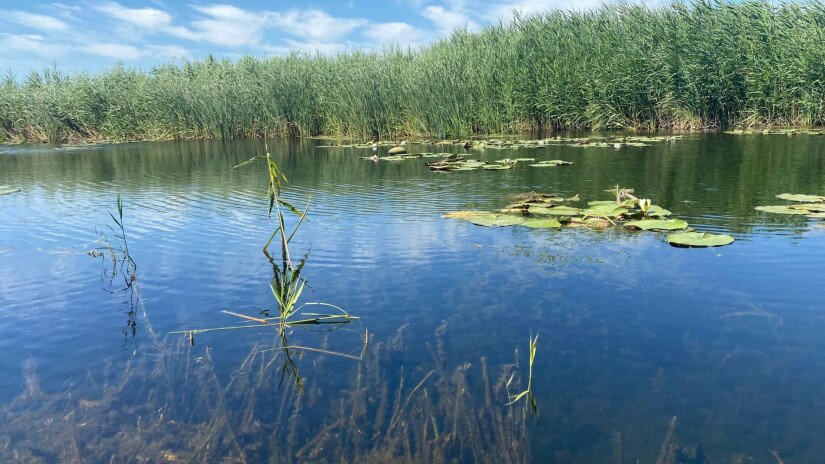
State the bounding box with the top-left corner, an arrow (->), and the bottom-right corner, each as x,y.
808,212 -> 825,219
583,203 -> 629,217
646,205 -> 671,217
667,231 -> 734,247
755,205 -> 810,215
444,211 -> 524,226
588,199 -> 635,208
521,218 -> 562,228
567,217 -> 612,229
467,213 -> 525,227
789,203 -> 825,212
482,164 -> 512,170
529,205 -> 583,216
776,193 -> 825,203
388,146 -> 407,155
0,186 -> 20,196
624,219 -> 688,231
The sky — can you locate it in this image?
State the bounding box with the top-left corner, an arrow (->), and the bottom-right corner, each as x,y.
0,0 -> 608,76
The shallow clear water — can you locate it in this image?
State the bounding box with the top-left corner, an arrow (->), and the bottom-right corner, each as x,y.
1,134 -> 824,463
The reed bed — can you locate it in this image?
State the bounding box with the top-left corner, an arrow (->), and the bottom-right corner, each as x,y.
3,0 -> 825,143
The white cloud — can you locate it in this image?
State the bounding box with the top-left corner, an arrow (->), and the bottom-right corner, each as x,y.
94,2 -> 173,30
189,4 -> 268,47
422,5 -> 478,35
0,33 -> 67,57
82,43 -> 142,60
7,11 -> 71,33
271,9 -> 368,42
363,22 -> 424,46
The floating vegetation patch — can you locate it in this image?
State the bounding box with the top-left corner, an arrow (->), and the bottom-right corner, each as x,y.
444,186 -> 735,248
775,193 -> 825,203
667,231 -> 735,248
529,160 -> 573,168
624,219 -> 689,231
724,128 -> 825,136
0,185 -> 20,196
335,135 -> 681,154
755,192 -> 825,220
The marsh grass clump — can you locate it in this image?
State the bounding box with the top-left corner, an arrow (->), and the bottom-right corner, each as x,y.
4,2 -> 825,142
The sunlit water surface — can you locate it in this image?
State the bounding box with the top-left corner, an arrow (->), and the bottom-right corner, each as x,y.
1,135 -> 824,463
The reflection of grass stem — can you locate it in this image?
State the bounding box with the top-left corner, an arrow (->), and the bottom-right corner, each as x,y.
507,333 -> 538,416
178,139 -> 362,389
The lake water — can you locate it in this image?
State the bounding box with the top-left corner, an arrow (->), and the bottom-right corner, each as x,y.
1,134 -> 824,463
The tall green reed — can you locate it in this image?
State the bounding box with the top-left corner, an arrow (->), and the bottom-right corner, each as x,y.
4,1 -> 825,142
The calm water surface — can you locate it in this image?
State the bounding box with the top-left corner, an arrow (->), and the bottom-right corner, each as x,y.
1,134 -> 824,462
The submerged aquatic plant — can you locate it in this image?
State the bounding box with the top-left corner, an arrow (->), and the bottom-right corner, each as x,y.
176,140 -> 359,385
508,333 -> 539,417
0,326 -> 534,464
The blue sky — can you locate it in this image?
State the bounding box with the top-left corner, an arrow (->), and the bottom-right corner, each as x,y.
0,0 -> 609,76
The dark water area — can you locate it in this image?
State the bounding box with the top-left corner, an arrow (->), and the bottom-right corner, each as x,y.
0,134 -> 824,463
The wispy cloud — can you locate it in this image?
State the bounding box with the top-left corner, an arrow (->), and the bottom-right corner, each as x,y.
271,9 -> 368,42
188,4 -> 268,47
7,11 -> 71,33
94,1 -> 173,29
0,33 -> 67,57
82,43 -> 142,60
421,4 -> 478,35
363,22 -> 424,47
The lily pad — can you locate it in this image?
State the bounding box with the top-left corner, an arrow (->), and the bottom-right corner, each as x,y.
467,213 -> 525,227
388,146 -> 407,155
482,164 -> 512,170
776,193 -> 825,203
808,212 -> 825,219
789,203 -> 825,212
529,205 -> 583,216
588,200 -> 635,208
667,231 -> 734,248
624,219 -> 688,231
0,186 -> 20,196
528,160 -> 573,168
755,205 -> 810,215
521,218 -> 563,229
645,205 -> 671,217
583,203 -> 629,218
444,211 -> 525,226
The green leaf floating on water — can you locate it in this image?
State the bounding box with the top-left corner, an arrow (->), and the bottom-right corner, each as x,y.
808,212 -> 825,219
528,160 -> 573,167
482,164 -> 512,170
0,186 -> 20,196
624,219 -> 688,231
466,213 -> 525,227
645,205 -> 671,217
790,203 -> 825,212
667,231 -> 734,247
444,211 -> 526,226
588,200 -> 635,207
755,205 -> 810,215
776,193 -> 825,203
529,205 -> 583,216
583,203 -> 629,217
521,218 -> 563,228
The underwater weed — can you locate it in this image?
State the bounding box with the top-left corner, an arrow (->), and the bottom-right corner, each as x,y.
507,333 -> 538,417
